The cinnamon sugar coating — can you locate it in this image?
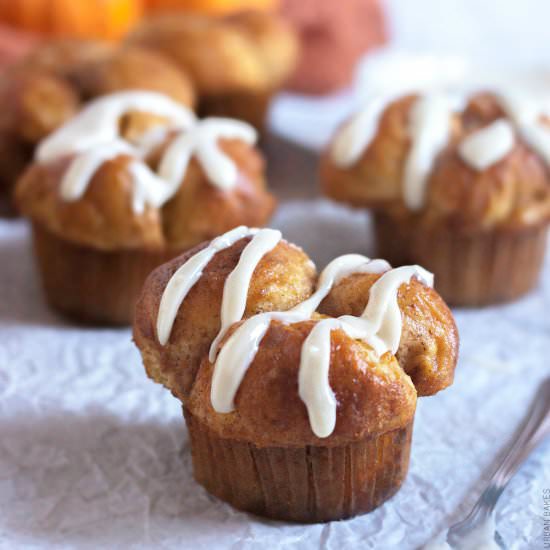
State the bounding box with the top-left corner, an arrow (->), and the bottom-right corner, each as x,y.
189,320 -> 417,447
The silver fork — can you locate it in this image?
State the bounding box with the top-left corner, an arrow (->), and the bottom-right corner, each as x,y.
444,376 -> 550,549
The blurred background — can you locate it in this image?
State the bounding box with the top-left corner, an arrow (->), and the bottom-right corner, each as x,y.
1,0 -> 548,88
1,0 -> 549,200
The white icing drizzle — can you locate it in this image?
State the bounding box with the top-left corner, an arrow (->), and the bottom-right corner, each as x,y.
330,89 -> 550,209
297,264 -> 432,437
37,91 -> 195,163
156,226 -> 256,346
297,318 -> 340,437
35,91 -> 258,213
171,234 -> 434,438
403,94 -> 456,211
209,254 -> 387,414
211,311 -> 298,413
59,139 -> 136,201
291,254 -> 391,317
329,93 -> 458,211
459,119 -> 515,171
158,118 -> 257,191
331,97 -> 388,168
496,92 -> 550,166
517,122 -> 550,165
208,228 -> 282,362
352,265 -> 433,354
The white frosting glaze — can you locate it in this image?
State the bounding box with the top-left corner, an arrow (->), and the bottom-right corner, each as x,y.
209,254 -> 378,413
35,91 -> 258,213
291,254 -> 390,317
403,94 -> 456,211
211,311 -> 297,413
297,318 -> 341,436
331,97 -> 388,168
330,92 -> 458,211
496,91 -> 550,165
161,233 -> 434,438
157,118 -> 257,191
36,91 -> 194,163
208,228 -> 282,362
59,139 -> 136,201
156,226 -> 256,346
459,119 -> 515,170
298,264 -> 432,436
517,122 -> 550,164
353,265 -> 433,353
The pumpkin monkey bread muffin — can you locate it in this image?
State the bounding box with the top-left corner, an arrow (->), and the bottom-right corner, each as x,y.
321,91 -> 550,306
15,92 -> 275,324
133,226 -> 459,522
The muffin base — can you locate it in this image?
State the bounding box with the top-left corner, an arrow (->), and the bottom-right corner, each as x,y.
373,211 -> 549,306
198,90 -> 272,132
184,408 -> 413,523
32,224 -> 181,325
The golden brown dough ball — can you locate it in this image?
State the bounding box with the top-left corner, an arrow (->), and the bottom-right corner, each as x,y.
133,237 -> 316,400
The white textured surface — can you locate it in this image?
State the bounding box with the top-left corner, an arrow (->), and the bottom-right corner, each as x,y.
0,200 -> 549,549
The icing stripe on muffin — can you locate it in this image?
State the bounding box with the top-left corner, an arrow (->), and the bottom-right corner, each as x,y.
35,91 -> 258,213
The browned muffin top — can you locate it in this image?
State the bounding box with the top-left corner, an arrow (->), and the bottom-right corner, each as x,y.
134,235 -> 317,398
126,11 -> 299,95
133,228 -> 458,446
0,39 -> 195,146
189,320 -> 417,447
15,92 -> 275,251
321,91 -> 550,231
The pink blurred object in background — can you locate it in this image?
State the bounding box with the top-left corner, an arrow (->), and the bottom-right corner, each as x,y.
0,24 -> 37,68
280,0 -> 386,95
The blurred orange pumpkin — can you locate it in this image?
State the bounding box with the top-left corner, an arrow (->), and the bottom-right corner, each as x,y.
145,0 -> 278,15
0,0 -> 142,41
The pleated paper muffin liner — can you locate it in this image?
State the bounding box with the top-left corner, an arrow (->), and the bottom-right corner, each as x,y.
198,90 -> 272,132
32,223 -> 182,325
184,408 -> 413,523
373,211 -> 549,306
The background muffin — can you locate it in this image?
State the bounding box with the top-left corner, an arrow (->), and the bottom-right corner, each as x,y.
321,91 -> 550,306
126,10 -> 298,130
0,38 -> 195,214
16,91 -> 275,324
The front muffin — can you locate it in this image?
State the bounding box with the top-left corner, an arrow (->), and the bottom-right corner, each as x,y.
126,11 -> 298,130
321,92 -> 550,306
15,91 -> 275,324
133,227 -> 458,522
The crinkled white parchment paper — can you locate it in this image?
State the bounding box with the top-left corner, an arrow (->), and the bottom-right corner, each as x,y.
0,199 -> 548,550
